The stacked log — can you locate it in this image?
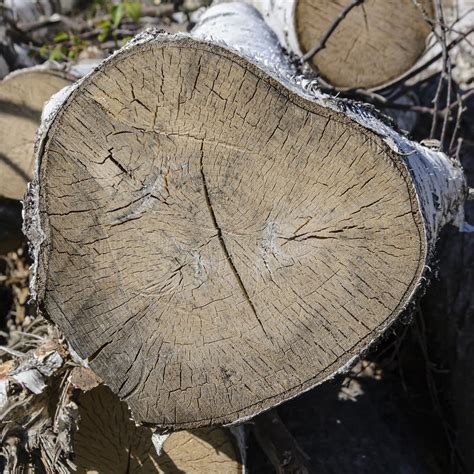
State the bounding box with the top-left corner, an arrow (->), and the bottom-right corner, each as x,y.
0,339 -> 243,472
75,384 -> 243,473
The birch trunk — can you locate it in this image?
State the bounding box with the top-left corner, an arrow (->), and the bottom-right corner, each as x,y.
24,2 -> 467,430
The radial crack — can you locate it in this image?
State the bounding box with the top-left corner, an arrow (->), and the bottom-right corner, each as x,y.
198,142 -> 269,338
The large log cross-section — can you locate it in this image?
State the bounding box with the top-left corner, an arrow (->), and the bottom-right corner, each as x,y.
25,3 -> 466,430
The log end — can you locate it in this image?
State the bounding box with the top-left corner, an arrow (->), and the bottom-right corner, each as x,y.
29,32 -> 431,429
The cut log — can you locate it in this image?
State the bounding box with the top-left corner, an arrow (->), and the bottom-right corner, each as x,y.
24,2 -> 466,430
0,65 -> 72,201
243,0 -> 435,89
74,384 -> 242,473
0,63 -> 96,254
0,337 -> 243,472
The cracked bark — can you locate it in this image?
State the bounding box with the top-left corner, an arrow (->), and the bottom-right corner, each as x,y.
25,2 -> 467,430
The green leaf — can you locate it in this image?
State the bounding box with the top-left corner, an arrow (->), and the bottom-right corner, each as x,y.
125,0 -> 141,22
111,3 -> 124,29
39,44 -> 50,58
67,49 -> 77,60
98,28 -> 109,42
54,31 -> 69,43
97,18 -> 111,29
49,45 -> 65,61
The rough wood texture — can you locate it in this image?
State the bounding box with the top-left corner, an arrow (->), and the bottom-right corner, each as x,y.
75,384 -> 242,473
25,3 -> 466,429
0,66 -> 72,201
244,0 -> 434,89
296,0 -> 433,88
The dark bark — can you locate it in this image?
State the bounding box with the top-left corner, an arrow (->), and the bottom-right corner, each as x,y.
0,197 -> 24,255
251,410 -> 310,474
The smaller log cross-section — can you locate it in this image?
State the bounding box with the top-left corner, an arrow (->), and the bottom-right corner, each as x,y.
0,68 -> 72,201
247,0 -> 435,89
74,384 -> 242,473
25,3 -> 466,429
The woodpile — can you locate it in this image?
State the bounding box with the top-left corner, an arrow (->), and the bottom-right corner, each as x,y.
0,66 -> 72,202
0,0 -> 473,472
245,0 -> 473,90
0,66 -> 72,254
0,335 -> 243,472
75,384 -> 242,473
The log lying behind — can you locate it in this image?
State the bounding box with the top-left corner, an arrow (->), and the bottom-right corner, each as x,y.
75,384 -> 242,473
0,63 -> 97,254
0,66 -> 72,201
244,0 -> 434,89
25,3 -> 466,429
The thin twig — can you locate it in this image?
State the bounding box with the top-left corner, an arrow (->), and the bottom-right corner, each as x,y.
430,0 -> 451,145
439,61 -> 452,147
449,92 -> 464,155
300,0 -> 364,64
380,26 -> 473,93
0,346 -> 24,358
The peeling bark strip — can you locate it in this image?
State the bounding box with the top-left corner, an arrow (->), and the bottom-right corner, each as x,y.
25,2 -> 466,429
243,0 -> 434,88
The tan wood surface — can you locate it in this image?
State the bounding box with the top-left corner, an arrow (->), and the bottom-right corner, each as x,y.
295,0 -> 434,88
0,70 -> 71,200
34,37 -> 425,428
75,384 -> 241,473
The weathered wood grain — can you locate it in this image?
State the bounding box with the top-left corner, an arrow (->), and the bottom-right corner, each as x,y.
244,0 -> 434,89
25,4 -> 466,429
75,384 -> 242,473
0,68 -> 72,201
